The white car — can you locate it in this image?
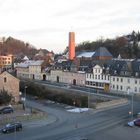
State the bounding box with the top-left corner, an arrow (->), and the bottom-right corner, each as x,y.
128,120 -> 135,127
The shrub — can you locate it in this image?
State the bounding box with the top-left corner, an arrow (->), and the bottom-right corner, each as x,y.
0,89 -> 13,105
20,81 -> 88,107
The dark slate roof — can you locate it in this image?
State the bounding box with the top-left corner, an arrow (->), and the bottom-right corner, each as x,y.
53,60 -> 73,71
80,60 -> 92,67
131,59 -> 140,77
93,47 -> 112,57
132,59 -> 140,72
108,60 -> 128,75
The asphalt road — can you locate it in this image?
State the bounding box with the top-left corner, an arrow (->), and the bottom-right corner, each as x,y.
1,99 -> 140,140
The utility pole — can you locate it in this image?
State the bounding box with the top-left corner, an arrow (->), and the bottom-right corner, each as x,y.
131,92 -> 134,120
24,86 -> 28,110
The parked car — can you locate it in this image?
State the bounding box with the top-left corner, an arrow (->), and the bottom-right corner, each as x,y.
0,106 -> 14,114
1,122 -> 22,133
134,118 -> 140,126
128,118 -> 140,127
127,120 -> 134,127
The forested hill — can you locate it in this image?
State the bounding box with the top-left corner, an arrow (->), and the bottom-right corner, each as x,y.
0,37 -> 47,58
76,31 -> 140,59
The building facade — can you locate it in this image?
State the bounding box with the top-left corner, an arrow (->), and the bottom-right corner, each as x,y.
0,55 -> 13,72
50,70 -> 85,86
16,60 -> 46,80
0,71 -> 20,102
86,65 -> 110,92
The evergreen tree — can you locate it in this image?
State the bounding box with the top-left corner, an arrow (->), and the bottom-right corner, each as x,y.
0,89 -> 13,105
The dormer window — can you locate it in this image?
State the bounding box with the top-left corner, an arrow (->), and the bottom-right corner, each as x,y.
135,72 -> 139,77
107,67 -> 109,70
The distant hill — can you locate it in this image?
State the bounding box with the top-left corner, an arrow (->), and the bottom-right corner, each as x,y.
76,31 -> 140,59
0,36 -> 49,59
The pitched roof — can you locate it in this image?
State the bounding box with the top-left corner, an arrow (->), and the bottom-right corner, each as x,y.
16,60 -> 44,68
77,52 -> 95,58
0,71 -> 20,82
93,47 -> 112,57
23,56 -> 29,60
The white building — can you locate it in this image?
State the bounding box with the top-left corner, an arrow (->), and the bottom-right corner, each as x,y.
85,60 -> 140,95
110,76 -> 140,94
86,64 -> 110,91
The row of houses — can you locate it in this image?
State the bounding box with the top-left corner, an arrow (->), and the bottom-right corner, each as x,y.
15,47 -> 140,95
50,59 -> 140,94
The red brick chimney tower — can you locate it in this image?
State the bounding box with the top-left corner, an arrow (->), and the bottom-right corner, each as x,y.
69,32 -> 75,60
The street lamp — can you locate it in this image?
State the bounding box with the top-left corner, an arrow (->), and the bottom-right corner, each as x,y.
127,88 -> 134,120
88,87 -> 90,109
131,92 -> 134,120
19,92 -> 24,110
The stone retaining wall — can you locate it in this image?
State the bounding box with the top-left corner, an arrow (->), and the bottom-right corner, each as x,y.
95,98 -> 128,109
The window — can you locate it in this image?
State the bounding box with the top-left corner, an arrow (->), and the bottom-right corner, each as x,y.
98,75 -> 100,79
4,77 -> 7,83
93,82 -> 96,86
108,76 -> 109,80
95,75 -> 97,79
113,77 -> 115,81
86,81 -> 89,85
113,85 -> 115,89
114,70 -> 117,74
135,80 -> 137,84
90,81 -> 92,85
100,83 -> 103,87
101,75 -> 103,80
117,78 -> 119,82
116,85 -> 119,90
127,78 -> 130,83
90,74 -> 91,78
135,87 -> 137,92
121,78 -> 123,82
120,86 -> 123,90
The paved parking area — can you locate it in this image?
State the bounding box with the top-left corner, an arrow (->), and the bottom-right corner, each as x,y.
0,108 -> 31,125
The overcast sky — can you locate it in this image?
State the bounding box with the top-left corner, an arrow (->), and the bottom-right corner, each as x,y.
0,0 -> 140,53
